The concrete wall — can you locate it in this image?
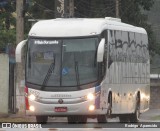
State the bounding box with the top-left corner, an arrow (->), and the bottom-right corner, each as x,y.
0,54 -> 9,114
150,79 -> 160,109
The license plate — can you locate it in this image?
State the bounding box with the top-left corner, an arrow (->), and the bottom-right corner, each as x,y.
54,107 -> 67,112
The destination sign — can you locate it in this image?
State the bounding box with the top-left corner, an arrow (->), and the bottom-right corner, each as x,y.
34,40 -> 59,45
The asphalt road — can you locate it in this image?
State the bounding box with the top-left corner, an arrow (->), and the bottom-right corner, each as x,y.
1,109 -> 160,130
12,114 -> 158,129
1,119 -> 160,131
2,126 -> 160,131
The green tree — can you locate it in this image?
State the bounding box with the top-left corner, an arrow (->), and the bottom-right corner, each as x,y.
120,0 -> 159,55
0,0 -> 157,54
24,0 -> 157,55
27,0 -> 55,19
24,0 -> 55,35
74,0 -> 156,54
74,0 -> 115,18
0,0 -> 16,50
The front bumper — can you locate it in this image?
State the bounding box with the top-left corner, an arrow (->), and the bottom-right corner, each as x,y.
26,100 -> 107,116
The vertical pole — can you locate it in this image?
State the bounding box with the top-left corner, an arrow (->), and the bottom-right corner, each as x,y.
16,0 -> 25,115
69,0 -> 74,17
55,0 -> 68,18
55,0 -> 74,18
115,0 -> 119,18
16,0 -> 24,44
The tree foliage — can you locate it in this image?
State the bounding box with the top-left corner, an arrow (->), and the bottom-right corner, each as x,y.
0,0 -> 16,50
27,0 -> 55,19
74,0 -> 157,55
74,0 -> 116,17
74,0 -> 156,54
0,0 -> 158,55
119,0 -> 157,55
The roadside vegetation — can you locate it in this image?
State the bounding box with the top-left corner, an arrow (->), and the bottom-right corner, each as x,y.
0,0 -> 159,56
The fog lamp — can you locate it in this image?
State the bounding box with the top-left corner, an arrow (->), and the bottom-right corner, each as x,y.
89,105 -> 95,111
29,106 -> 35,112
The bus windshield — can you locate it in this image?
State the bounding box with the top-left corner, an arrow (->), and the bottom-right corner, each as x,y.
26,37 -> 99,89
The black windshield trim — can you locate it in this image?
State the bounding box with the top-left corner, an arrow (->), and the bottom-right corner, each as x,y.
26,80 -> 98,88
26,80 -> 99,91
26,37 -> 99,89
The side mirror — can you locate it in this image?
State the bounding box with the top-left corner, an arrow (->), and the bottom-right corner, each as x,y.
97,38 -> 105,62
16,40 -> 27,63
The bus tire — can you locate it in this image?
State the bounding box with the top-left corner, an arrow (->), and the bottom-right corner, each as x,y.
97,115 -> 107,123
68,115 -> 87,124
130,98 -> 140,122
68,116 -> 77,124
107,93 -> 112,116
36,116 -> 48,124
78,116 -> 87,123
119,115 -> 130,123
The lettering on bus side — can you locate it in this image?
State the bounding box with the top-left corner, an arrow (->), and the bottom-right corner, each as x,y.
108,30 -> 149,64
108,30 -> 149,84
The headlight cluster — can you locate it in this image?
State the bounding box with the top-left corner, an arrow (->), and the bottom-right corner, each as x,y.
86,93 -> 95,100
29,106 -> 35,112
86,93 -> 97,111
89,105 -> 95,111
28,94 -> 36,101
28,94 -> 36,112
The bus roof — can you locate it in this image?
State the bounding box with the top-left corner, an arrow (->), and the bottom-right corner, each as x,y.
29,17 -> 147,37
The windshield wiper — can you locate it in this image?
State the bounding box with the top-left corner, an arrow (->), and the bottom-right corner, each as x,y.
41,61 -> 55,91
75,61 -> 81,90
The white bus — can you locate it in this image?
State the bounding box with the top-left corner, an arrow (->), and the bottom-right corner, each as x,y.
16,17 -> 150,123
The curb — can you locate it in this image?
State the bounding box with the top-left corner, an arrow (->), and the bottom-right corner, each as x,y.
0,114 -> 9,118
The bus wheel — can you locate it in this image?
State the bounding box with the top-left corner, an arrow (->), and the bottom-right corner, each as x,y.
36,116 -> 48,124
130,100 -> 140,122
68,115 -> 87,124
78,116 -> 87,123
68,116 -> 77,124
97,115 -> 107,123
107,94 -> 112,117
119,115 -> 130,123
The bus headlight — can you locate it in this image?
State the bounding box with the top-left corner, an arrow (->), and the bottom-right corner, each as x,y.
28,94 -> 36,101
86,93 -> 95,101
29,106 -> 35,112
